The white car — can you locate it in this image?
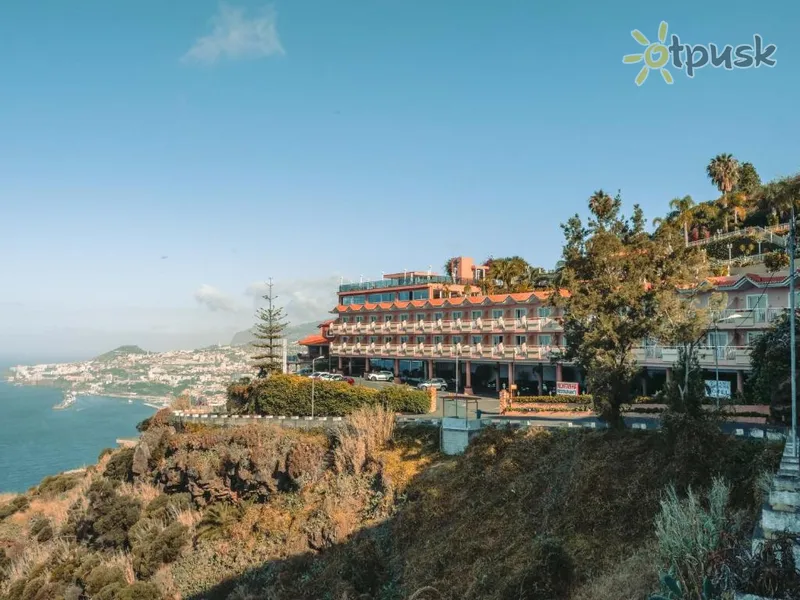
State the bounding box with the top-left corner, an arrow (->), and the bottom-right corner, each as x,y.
309,372 -> 330,379
366,371 -> 394,382
417,378 -> 448,391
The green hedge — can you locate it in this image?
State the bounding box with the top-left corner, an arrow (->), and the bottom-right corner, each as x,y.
512,395 -> 658,406
227,374 -> 430,416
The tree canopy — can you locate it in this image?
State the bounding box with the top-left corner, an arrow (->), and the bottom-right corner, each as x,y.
554,190 -> 707,426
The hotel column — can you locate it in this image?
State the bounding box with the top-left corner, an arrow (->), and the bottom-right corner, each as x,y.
555,362 -> 563,382
464,361 -> 473,395
495,365 -> 501,392
338,357 -> 343,372
736,370 -> 744,394
666,367 -> 672,383
508,362 -> 514,389
394,358 -> 400,378
427,359 -> 434,379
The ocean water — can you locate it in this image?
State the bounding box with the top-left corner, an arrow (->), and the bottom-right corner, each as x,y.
0,380 -> 156,492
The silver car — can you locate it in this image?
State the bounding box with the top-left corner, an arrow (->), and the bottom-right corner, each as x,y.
417,378 -> 448,391
366,370 -> 394,382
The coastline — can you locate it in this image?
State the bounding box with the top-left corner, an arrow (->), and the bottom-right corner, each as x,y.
2,380 -> 170,407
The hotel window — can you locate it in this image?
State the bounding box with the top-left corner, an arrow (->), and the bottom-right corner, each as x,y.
370,315 -> 378,323
471,336 -> 482,345
413,289 -> 429,300
384,315 -> 393,322
515,335 -> 527,346
349,295 -> 365,305
515,308 -> 527,319
746,331 -> 763,346
397,313 -> 408,322
747,295 -> 767,322
452,336 -> 462,344
434,335 -> 443,344
343,337 -> 350,343
369,336 -> 377,344
471,310 -> 483,320
398,291 -> 411,301
492,309 -> 504,319
492,335 -> 504,345
452,311 -> 462,320
416,313 -> 426,321
355,316 -> 363,323
400,336 -> 409,344
341,316 -> 349,323
416,336 -> 425,344
368,293 -> 382,303
434,312 -> 444,321
381,292 -> 394,302
539,334 -> 552,346
538,306 -> 552,318
384,337 -> 392,344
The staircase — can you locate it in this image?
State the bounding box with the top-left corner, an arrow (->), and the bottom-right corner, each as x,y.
744,440 -> 800,600
688,223 -> 790,249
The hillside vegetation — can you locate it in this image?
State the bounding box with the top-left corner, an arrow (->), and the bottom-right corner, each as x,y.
0,411 -> 781,600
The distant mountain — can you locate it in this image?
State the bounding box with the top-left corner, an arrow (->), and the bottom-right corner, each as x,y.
231,321 -> 323,348
93,345 -> 150,362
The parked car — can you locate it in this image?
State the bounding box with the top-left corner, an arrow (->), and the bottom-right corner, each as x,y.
309,372 -> 329,379
417,378 -> 448,391
318,373 -> 336,380
366,370 -> 394,382
330,374 -> 355,385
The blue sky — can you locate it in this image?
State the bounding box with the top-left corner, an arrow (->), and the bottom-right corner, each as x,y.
1,0 -> 798,357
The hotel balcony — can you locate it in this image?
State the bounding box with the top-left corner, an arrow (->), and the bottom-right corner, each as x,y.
631,345 -> 752,368
327,316 -> 562,336
711,307 -> 786,328
330,341 -> 567,361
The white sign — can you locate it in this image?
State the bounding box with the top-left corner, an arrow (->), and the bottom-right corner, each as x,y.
556,382 -> 580,396
705,380 -> 731,399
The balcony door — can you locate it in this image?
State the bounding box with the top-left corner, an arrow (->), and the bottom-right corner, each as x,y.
746,295 -> 767,323
707,331 -> 728,359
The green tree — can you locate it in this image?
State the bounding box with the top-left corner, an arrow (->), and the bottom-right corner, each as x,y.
765,251 -> 790,272
251,278 -> 288,378
748,312 -> 800,426
554,190 -> 707,427
759,174 -> 800,224
482,256 -> 545,293
734,161 -> 761,198
706,154 -> 741,230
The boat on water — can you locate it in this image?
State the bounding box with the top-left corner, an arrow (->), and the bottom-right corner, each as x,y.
53,391 -> 77,410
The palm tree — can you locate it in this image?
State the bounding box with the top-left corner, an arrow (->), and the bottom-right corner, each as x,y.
706,154 -> 741,231
668,195 -> 695,246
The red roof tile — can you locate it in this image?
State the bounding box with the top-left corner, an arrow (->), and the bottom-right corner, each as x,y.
298,335 -> 329,346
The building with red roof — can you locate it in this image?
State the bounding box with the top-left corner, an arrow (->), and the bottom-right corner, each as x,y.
327,255 -> 797,398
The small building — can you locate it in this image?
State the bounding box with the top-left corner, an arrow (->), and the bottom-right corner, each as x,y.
297,320 -> 334,370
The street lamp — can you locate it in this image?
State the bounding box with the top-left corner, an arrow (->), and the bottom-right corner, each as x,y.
712,313 -> 743,406
310,355 -> 327,419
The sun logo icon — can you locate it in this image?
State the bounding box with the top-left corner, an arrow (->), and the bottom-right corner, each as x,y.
623,21 -> 674,86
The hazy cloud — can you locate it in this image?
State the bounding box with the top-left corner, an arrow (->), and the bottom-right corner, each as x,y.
246,276 -> 339,324
194,284 -> 238,313
183,4 -> 285,64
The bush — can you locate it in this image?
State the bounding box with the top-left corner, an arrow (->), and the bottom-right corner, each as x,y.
132,521 -> 189,578
0,495 -> 29,520
104,449 -> 135,483
226,374 -> 429,416
143,493 -> 192,523
37,473 -> 82,497
117,581 -> 162,600
512,394 -> 594,405
30,516 -> 54,542
84,565 -> 127,597
74,479 -> 142,550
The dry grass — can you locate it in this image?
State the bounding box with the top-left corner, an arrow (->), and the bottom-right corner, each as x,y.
152,565 -> 181,600
571,543 -> 659,600
0,493 -> 17,506
173,506 -> 202,530
2,540 -> 69,591
334,406 -> 395,475
118,481 -> 161,506
105,551 -> 137,584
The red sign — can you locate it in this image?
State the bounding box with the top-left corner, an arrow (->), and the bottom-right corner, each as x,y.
556,382 -> 579,396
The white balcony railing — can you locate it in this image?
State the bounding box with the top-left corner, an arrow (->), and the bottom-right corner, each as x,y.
632,345 -> 752,367
329,342 -> 567,361
329,317 -> 554,336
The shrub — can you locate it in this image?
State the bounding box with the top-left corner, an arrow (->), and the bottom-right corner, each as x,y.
227,374 -> 429,416
143,494 -> 192,523
513,394 -> 594,405
195,504 -> 242,542
137,409 -> 173,433
333,406 -> 396,475
74,479 -> 142,550
98,448 -> 115,461
37,473 -> 82,498
29,516 -> 54,542
132,522 -> 189,578
104,449 -> 135,483
654,478 -> 730,598
117,581 -> 161,600
0,495 -> 30,520
84,565 -> 127,596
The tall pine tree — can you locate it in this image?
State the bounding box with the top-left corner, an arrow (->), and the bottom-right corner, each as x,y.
251,278 -> 288,378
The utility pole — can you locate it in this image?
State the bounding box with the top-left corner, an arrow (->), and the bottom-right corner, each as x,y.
790,203 -> 797,455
